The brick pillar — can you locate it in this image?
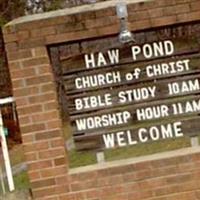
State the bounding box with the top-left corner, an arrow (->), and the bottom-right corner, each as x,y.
3,33 -> 69,199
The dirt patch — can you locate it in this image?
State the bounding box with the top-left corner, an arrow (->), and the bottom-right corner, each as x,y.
0,190 -> 32,200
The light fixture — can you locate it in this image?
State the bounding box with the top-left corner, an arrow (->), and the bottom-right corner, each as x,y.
116,2 -> 135,44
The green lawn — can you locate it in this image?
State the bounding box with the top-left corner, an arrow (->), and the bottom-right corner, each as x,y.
13,171 -> 30,190
68,136 -> 191,168
0,171 -> 30,195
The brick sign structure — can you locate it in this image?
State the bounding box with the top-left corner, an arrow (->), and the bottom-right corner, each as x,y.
3,0 -> 200,199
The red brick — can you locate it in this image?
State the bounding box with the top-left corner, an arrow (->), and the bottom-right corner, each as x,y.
28,92 -> 57,104
31,178 -> 56,189
31,26 -> 56,38
28,160 -> 53,171
50,138 -> 65,148
32,187 -> 58,198
59,194 -> 76,200
40,83 -> 55,93
43,101 -> 58,111
11,68 -> 36,79
85,189 -> 99,199
71,183 -> 83,192
129,11 -> 150,21
12,79 -> 25,89
8,61 -> 22,71
26,74 -> 54,86
155,0 -> 176,7
133,1 -> 157,10
31,110 -> 59,123
7,49 -> 32,61
17,30 -> 30,40
23,141 -> 49,153
18,104 -> 42,115
3,33 -> 18,43
85,16 -> 117,29
22,57 -> 49,68
22,134 -> 34,143
55,176 -> 68,185
56,23 -> 85,34
40,166 -> 67,178
175,4 -> 190,14
13,86 -> 39,97
35,129 -> 61,141
19,38 -> 45,49
148,8 -> 164,18
38,196 -> 59,200
46,29 -> 101,44
97,25 -> 119,36
151,16 -> 177,27
32,47 -> 47,57
130,19 -> 151,31
5,42 -> 18,52
46,120 -> 62,130
36,65 -> 52,75
95,7 -> 115,18
28,171 -> 41,181
177,11 -> 200,23
163,6 -> 177,16
33,184 -> 69,198
54,157 -> 67,166
39,148 -> 65,159
190,1 -> 200,11
25,152 -> 38,162
20,123 -> 46,134
2,25 -> 16,35
15,97 -> 29,106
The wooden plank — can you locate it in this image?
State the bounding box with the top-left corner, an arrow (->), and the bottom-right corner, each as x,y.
71,95 -> 200,134
70,95 -> 200,120
63,54 -> 200,94
74,116 -> 200,151
66,74 -> 200,114
61,39 -> 199,74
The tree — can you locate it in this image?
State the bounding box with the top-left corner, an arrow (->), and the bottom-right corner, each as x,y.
0,0 -> 66,24
25,0 -> 66,15
0,0 -> 25,26
0,0 -> 107,24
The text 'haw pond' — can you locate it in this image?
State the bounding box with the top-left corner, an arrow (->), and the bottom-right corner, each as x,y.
63,39 -> 200,151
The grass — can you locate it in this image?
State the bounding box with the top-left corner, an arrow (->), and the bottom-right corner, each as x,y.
105,137 -> 190,161
13,171 -> 30,190
9,145 -> 25,166
0,171 -> 30,195
63,120 -> 196,168
68,136 -> 191,168
69,150 -> 97,168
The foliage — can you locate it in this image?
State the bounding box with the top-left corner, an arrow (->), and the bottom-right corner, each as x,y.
0,0 -> 25,26
0,0 -> 66,26
45,0 -> 65,11
0,0 -> 106,26
13,171 -> 30,190
68,137 -> 190,168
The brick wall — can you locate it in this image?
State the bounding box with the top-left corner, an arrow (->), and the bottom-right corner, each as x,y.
2,0 -> 200,199
68,150 -> 200,200
0,29 -> 12,98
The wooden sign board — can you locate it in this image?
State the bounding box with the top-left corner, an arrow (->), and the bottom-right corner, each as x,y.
58,32 -> 200,151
